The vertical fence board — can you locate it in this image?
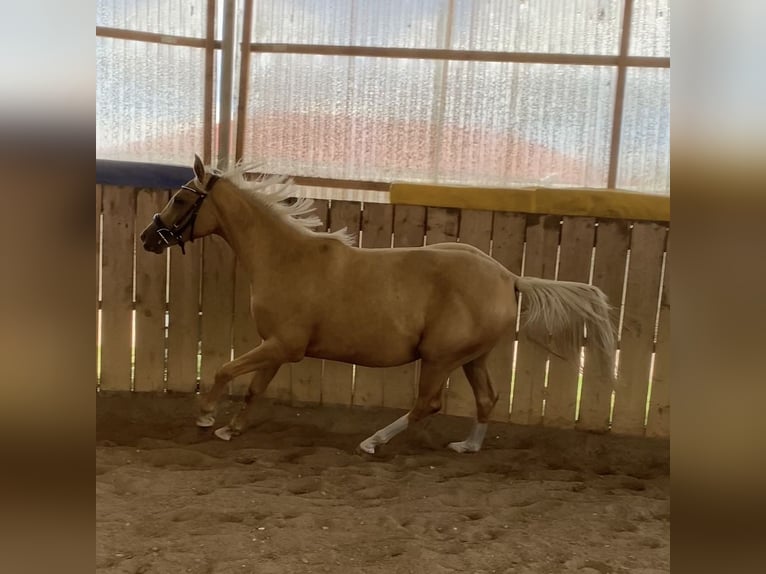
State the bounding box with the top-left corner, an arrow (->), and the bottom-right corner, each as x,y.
133,189 -> 169,392
321,200 -> 361,406
265,365 -> 292,403
96,184 -> 671,437
96,184 -> 102,293
383,205 -> 426,410
166,240 -> 202,393
646,236 -> 670,437
511,214 -> 560,425
290,200 -> 328,405
231,261 -> 261,396
100,186 -> 135,391
544,216 -> 596,428
96,185 -> 102,387
611,222 -> 667,435
578,220 -> 630,431
354,203 -> 393,407
488,212 -> 526,422
96,184 -> 102,265
199,235 -> 235,393
425,207 -> 460,245
444,209 -> 493,418
261,229 -> 290,402
425,207 -> 460,412
393,204 -> 427,248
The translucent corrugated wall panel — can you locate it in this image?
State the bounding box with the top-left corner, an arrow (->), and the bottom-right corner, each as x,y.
629,0 -> 670,57
439,62 -> 616,187
251,0 -> 449,48
242,54 -> 439,181
291,184 -> 389,204
96,0 -> 208,38
96,38 -> 207,164
616,67 -> 669,193
450,0 -> 622,55
242,55 -> 616,186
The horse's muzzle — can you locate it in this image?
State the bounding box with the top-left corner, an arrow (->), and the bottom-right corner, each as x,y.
139,223 -> 166,254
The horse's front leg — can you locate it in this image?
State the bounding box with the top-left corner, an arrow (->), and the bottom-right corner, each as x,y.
196,339 -> 296,432
214,365 -> 279,440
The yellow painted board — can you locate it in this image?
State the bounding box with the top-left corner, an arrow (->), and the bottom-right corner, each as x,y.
99,186 -> 135,391
611,222 -> 667,435
133,189 -> 169,392
511,214 -> 560,425
544,216 -> 595,429
577,220 -> 630,432
390,183 -> 669,222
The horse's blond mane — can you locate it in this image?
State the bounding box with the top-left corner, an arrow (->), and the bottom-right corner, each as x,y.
219,162 -> 355,246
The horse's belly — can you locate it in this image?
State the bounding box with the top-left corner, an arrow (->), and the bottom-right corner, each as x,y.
306,329 -> 419,367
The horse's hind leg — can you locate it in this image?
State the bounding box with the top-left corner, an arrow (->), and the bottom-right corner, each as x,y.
447,354 -> 498,453
358,360 -> 449,454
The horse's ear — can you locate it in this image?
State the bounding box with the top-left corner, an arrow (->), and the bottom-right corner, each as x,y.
193,154 -> 206,182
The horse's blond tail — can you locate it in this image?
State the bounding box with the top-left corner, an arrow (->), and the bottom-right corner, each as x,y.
515,276 -> 616,376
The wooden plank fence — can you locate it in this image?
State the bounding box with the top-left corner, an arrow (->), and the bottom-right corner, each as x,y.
96,185 -> 670,438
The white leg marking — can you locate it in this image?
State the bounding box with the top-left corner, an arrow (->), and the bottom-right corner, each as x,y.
214,426 -> 234,441
196,413 -> 216,428
359,414 -> 409,454
448,422 -> 487,453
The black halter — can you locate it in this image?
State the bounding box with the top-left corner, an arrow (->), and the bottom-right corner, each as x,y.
152,175 -> 219,254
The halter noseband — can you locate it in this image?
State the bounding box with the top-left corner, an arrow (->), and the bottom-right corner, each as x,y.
152,174 -> 220,254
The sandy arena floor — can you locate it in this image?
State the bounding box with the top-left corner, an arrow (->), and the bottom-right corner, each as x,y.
96,394 -> 669,573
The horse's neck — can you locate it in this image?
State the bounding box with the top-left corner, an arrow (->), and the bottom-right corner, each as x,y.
209,183 -> 303,277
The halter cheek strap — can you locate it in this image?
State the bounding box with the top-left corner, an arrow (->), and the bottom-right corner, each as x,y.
152,174 -> 220,254
204,174 -> 220,192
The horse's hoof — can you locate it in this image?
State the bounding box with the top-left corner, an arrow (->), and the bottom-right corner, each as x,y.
214,426 -> 234,441
357,440 -> 376,455
196,414 -> 216,428
447,440 -> 480,454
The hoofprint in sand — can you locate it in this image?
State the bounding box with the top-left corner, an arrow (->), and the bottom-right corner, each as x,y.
97,395 -> 669,574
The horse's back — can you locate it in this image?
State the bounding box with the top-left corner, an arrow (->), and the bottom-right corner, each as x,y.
354,243 -> 517,344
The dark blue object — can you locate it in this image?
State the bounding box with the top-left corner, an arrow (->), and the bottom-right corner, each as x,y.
96,159 -> 194,188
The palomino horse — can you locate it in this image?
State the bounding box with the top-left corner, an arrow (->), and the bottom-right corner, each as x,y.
140,156 -> 615,454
